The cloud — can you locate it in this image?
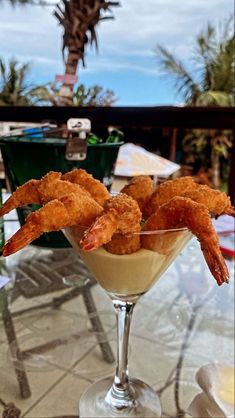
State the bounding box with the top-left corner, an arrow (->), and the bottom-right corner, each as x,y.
79,55 -> 163,76
0,0 -> 233,104
1,0 -> 232,56
87,0 -> 232,76
96,0 -> 233,57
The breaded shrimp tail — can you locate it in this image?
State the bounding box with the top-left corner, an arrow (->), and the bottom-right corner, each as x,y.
0,171 -> 92,218
0,179 -> 42,217
3,193 -> 103,256
80,193 -> 141,252
0,171 -> 62,217
143,176 -> 198,217
142,196 -> 229,286
182,185 -> 235,217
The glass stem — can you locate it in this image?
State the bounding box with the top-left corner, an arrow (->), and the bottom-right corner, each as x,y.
107,298 -> 136,408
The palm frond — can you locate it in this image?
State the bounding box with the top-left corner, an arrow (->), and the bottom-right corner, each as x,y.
0,58 -> 36,105
196,91 -> 234,106
193,16 -> 234,92
54,0 -> 120,68
210,35 -> 235,93
156,45 -> 201,103
0,59 -> 6,83
194,24 -> 217,90
156,15 -> 234,106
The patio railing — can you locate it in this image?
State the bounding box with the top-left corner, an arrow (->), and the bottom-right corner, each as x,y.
0,106 -> 234,202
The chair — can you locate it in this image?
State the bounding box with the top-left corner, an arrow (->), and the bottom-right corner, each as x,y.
0,232 -> 115,399
0,135 -> 120,398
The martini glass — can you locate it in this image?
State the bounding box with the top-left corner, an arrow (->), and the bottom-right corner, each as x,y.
64,226 -> 192,417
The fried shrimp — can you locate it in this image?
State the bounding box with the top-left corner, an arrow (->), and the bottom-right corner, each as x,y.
3,193 -> 103,256
120,175 -> 155,212
1,167 -> 232,288
104,232 -> 141,255
182,185 -> 235,217
80,193 -> 142,253
142,196 -> 229,286
37,172 -> 89,203
0,179 -> 42,217
0,169 -> 109,218
0,171 -> 62,217
62,168 -> 110,206
143,176 -> 198,217
0,171 -> 89,217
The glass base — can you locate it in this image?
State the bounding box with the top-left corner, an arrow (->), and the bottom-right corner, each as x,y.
79,376 -> 161,417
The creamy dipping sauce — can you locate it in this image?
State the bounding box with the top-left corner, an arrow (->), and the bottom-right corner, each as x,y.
80,248 -> 167,295
218,366 -> 234,405
65,227 -> 191,297
80,246 -> 182,296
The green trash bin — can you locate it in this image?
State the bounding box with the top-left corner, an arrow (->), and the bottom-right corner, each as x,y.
0,136 -> 123,248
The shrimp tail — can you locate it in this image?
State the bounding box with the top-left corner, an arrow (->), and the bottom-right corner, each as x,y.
3,222 -> 41,256
0,170 -> 94,218
142,196 -> 230,286
0,179 -> 42,217
225,206 -> 235,217
3,193 -> 103,256
80,213 -> 117,251
202,242 -> 229,285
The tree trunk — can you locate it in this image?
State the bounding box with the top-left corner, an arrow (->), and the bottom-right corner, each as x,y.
58,48 -> 81,106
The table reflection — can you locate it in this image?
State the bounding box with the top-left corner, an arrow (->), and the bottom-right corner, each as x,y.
0,232 -> 234,418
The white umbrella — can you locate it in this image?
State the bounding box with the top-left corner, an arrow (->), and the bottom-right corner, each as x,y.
114,143 -> 180,177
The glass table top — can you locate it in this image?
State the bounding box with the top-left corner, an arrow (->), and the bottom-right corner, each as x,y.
0,212 -> 234,418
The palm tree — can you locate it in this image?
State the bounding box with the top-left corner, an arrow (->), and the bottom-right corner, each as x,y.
29,83 -> 61,105
155,17 -> 234,106
54,0 -> 120,105
0,56 -> 117,106
30,81 -> 117,105
0,58 -> 56,105
155,17 -> 234,189
73,83 -> 116,106
0,58 -> 33,105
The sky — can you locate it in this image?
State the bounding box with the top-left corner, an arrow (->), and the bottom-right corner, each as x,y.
0,0 -> 233,105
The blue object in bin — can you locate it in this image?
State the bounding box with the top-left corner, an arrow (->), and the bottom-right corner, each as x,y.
22,126 -> 50,139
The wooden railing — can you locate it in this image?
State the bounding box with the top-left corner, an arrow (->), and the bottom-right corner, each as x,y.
0,106 -> 234,202
0,105 -> 234,128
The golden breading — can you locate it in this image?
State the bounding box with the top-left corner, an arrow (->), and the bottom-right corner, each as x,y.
121,175 -> 155,212
0,171 -> 88,217
143,176 -> 198,217
38,171 -> 89,204
0,179 -> 42,217
182,185 -> 235,217
104,232 -> 141,255
3,193 -> 103,256
0,168 -> 110,218
80,193 -> 141,252
142,196 -> 229,286
62,168 -> 110,206
1,168 -> 234,289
